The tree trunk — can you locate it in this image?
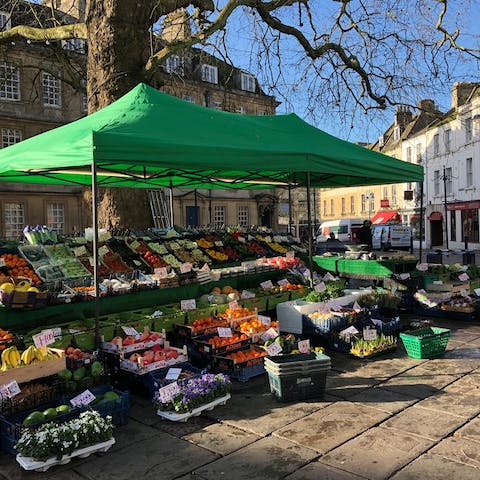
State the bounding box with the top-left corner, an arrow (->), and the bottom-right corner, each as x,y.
85,0 -> 155,229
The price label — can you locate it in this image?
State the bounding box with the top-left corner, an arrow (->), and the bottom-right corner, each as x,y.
323,272 -> 335,281
165,368 -> 182,380
303,269 -> 311,278
180,263 -> 192,274
0,258 -> 6,267
399,273 -> 411,280
260,327 -> 278,342
181,299 -> 196,310
229,300 -> 239,311
458,272 -> 469,282
278,279 -> 290,287
238,237 -> 246,244
258,315 -> 271,326
0,380 -> 20,398
70,389 -> 96,407
266,342 -> 282,356
121,326 -> 139,336
88,257 -> 95,267
265,236 -> 272,243
416,263 -> 428,271
99,245 -> 109,256
154,267 -> 168,279
130,240 -> 141,250
363,328 -> 378,341
214,241 -> 224,247
353,301 -> 362,312
329,302 -> 342,312
315,282 -> 326,292
260,280 -> 273,290
474,288 -> 480,297
241,290 -> 256,299
286,251 -> 295,259
200,263 -> 210,272
341,326 -> 359,337
217,327 -> 233,338
298,339 -> 310,354
158,382 -> 180,403
73,246 -> 88,257
33,329 -> 55,348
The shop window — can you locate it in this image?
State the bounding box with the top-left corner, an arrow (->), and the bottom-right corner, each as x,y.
383,186 -> 388,200
1,128 -> 22,147
4,202 -> 24,238
445,129 -> 451,153
42,72 -> 61,107
361,194 -> 366,213
406,146 -> 411,163
461,209 -> 479,243
415,143 -> 422,163
164,55 -> 184,75
445,167 -> 452,195
214,205 -> 225,228
238,206 -> 249,226
323,200 -> 327,216
47,203 -> 65,234
391,185 -> 397,206
61,38 -> 85,53
0,63 -> 20,101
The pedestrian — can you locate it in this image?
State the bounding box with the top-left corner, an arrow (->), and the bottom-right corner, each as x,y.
326,232 -> 336,241
357,220 -> 373,250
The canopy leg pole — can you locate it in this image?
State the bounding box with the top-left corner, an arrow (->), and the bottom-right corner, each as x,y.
288,186 -> 292,234
313,188 -> 317,233
306,172 -> 314,288
419,181 -> 424,262
91,159 -> 100,348
169,179 -> 174,228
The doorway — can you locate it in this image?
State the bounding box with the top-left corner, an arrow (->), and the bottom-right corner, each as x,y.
186,206 -> 199,227
430,220 -> 443,247
260,207 -> 273,228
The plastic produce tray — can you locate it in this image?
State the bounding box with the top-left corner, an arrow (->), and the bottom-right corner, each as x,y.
400,327 -> 450,359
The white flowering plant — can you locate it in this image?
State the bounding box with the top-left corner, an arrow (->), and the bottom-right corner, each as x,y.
15,410 -> 113,461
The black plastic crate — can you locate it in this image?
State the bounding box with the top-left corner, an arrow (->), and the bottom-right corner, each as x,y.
266,369 -> 328,403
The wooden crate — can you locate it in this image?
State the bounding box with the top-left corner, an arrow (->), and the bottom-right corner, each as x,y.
0,348 -> 66,385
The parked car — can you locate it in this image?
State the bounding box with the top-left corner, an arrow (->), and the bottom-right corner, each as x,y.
316,218 -> 367,243
372,224 -> 412,251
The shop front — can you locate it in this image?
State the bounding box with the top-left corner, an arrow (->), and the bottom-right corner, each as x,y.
447,200 -> 480,248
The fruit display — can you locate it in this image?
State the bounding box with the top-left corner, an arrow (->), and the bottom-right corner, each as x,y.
0,253 -> 41,285
58,360 -> 104,393
305,280 -> 345,303
58,259 -> 91,279
206,332 -> 249,349
220,306 -> 257,320
78,257 -> 113,276
120,344 -> 187,373
105,330 -> 164,354
225,346 -> 267,364
0,328 -> 15,351
350,334 -> 397,358
1,345 -> 61,370
101,251 -> 132,273
17,245 -> 49,264
63,346 -> 97,367
0,279 -> 40,295
196,238 -> 214,249
34,264 -> 65,281
162,254 -> 181,268
189,317 -> 229,334
174,248 -> 198,265
22,403 -> 72,426
147,242 -> 168,255
106,238 -> 149,272
43,244 -> 74,264
245,241 -> 267,256
205,249 -> 229,262
143,250 -> 169,269
237,317 -> 278,334
269,242 -> 288,254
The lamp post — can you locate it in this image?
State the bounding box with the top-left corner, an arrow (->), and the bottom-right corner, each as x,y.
442,166 -> 449,249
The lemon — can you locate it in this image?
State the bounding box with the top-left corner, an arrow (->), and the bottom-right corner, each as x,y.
0,283 -> 14,293
27,287 -> 39,293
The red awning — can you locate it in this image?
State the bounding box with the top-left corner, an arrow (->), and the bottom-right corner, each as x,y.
428,211 -> 443,221
371,211 -> 399,224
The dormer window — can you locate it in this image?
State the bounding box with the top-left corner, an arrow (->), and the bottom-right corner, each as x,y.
61,39 -> 85,53
393,126 -> 401,141
165,55 -> 184,75
201,64 -> 218,84
240,72 -> 255,92
0,11 -> 11,31
378,135 -> 385,147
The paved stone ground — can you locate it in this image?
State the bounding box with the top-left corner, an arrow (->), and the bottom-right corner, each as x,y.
2,317 -> 480,479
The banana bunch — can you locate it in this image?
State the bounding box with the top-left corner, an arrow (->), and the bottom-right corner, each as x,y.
0,346 -> 21,371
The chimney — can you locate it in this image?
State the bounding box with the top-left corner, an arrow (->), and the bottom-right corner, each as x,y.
451,82 -> 478,109
394,106 -> 413,128
161,9 -> 192,43
417,99 -> 436,112
43,1 -> 86,21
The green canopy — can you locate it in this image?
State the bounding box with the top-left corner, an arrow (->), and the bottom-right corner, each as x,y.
0,83 -> 422,188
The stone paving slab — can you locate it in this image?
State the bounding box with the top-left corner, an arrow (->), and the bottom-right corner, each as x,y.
273,402 -> 390,454
325,372 -> 386,399
390,453 -> 480,480
443,372 -> 480,396
320,426 -> 434,480
381,405 -> 468,440
416,391 -> 480,418
128,399 -> 163,426
183,423 -> 260,455
454,415 -> 480,443
340,358 -> 420,379
109,418 -> 160,452
349,386 -> 418,414
193,436 -> 318,480
155,415 -> 217,438
429,437 -> 480,469
284,460 -> 367,480
415,358 -> 478,375
75,431 -> 218,480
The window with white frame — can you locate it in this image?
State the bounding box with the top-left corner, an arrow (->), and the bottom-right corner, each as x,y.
47,203 -> 65,234
330,199 -> 334,216
240,72 -> 255,92
361,194 -> 366,213
406,146 -> 412,163
201,64 -> 218,84
465,117 -> 472,143
341,197 -> 346,215
445,167 -> 452,195
415,143 -> 422,163
350,196 -> 354,213
369,197 -> 375,213
393,126 -> 401,141
466,157 -> 473,187
323,200 -> 327,216
257,110 -> 267,116
433,133 -> 440,155
0,63 -> 20,101
0,11 -> 11,30
235,105 -> 245,114
1,128 -> 21,147
445,129 -> 451,152
383,186 -> 388,200
164,55 -> 184,75
213,205 -> 226,228
42,72 -> 61,107
183,95 -> 195,103
4,202 -> 24,238
237,205 -> 249,226
391,185 -> 397,205
434,170 -> 440,196
61,38 -> 85,53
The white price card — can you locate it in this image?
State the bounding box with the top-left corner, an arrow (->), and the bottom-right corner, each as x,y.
266,342 -> 282,356
399,273 -> 411,280
200,263 -> 210,272
217,327 -> 233,338
154,267 -> 168,279
303,269 -> 311,278
298,339 -> 310,354
353,301 -> 362,313
0,380 -> 20,399
363,328 -> 378,341
51,327 -> 62,338
341,326 -> 359,337
181,299 -> 196,311
180,263 -> 192,274
416,263 -> 429,271
258,315 -> 271,326
158,382 -> 180,403
260,280 -> 273,290
329,302 -> 343,312
121,326 -> 139,336
98,245 -> 109,256
214,241 -> 224,247
0,258 -> 5,267
286,251 -> 295,259
278,279 -> 290,287
323,272 -> 335,281
229,300 -> 239,311
165,368 -> 182,380
73,246 -> 88,257
260,327 -> 278,342
33,329 -> 55,348
241,290 -> 256,299
238,237 -> 246,244
315,282 -> 326,292
458,272 -> 470,282
70,389 -> 96,407
475,288 -> 480,297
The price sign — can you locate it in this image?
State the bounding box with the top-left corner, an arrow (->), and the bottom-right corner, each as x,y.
214,241 -> 224,247
238,237 -> 246,244
266,342 -> 282,356
88,257 -> 95,266
329,302 -> 342,312
323,272 -> 335,281
278,279 -> 290,287
260,327 -> 278,342
363,328 -> 378,341
200,263 -> 210,272
0,258 -> 6,267
286,251 -> 295,259
353,301 -> 362,313
98,245 -> 109,256
121,326 -> 139,336
181,299 -> 196,311
303,269 -> 311,278
154,267 -> 168,279
33,329 -> 55,348
260,280 -> 273,290
158,382 -> 180,403
165,368 -> 182,380
315,282 -> 326,293
258,315 -> 271,326
341,326 -> 359,337
241,290 -> 256,299
70,389 -> 96,407
458,272 -> 469,282
130,240 -> 141,250
73,246 -> 88,257
0,380 -> 20,398
217,327 -> 233,338
229,300 -> 239,311
180,263 -> 192,274
475,288 -> 480,297
416,263 -> 428,271
399,273 -> 411,280
265,236 -> 272,243
298,339 -> 310,353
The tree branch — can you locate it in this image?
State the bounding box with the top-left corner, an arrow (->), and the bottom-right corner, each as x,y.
0,23 -> 87,42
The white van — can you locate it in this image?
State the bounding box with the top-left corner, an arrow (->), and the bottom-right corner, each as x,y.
372,224 -> 412,250
316,218 -> 367,243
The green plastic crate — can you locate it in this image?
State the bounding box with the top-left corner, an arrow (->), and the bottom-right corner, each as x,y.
240,295 -> 269,312
400,327 -> 450,359
152,307 -> 187,332
186,305 -> 217,322
267,292 -> 291,310
290,288 -> 310,301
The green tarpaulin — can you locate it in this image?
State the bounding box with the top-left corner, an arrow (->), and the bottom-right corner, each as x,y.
0,83 -> 423,188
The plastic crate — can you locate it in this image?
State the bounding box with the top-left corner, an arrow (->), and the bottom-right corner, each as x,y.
302,313 -> 347,336
239,296 -> 269,313
400,327 -> 451,359
267,292 -> 291,310
85,385 -> 130,426
212,346 -> 267,382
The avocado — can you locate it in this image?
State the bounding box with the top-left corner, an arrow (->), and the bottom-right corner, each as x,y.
23,411 -> 45,426
43,408 -> 57,420
58,369 -> 73,381
56,404 -> 71,415
103,391 -> 120,401
72,366 -> 86,381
